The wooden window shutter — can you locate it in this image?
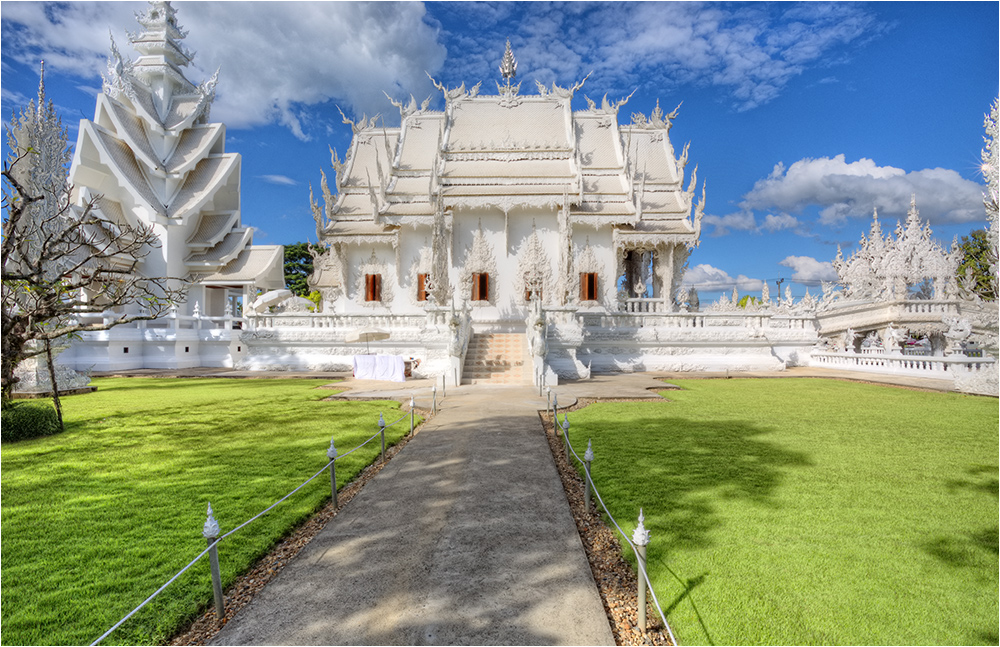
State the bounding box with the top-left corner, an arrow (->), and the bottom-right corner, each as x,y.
581,273 -> 598,300
472,272 -> 489,301
417,274 -> 427,301
365,274 -> 382,302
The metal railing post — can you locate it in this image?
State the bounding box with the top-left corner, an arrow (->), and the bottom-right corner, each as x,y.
202,503 -> 225,624
552,393 -> 558,425
378,413 -> 386,464
583,439 -> 594,511
561,414 -> 570,463
633,508 -> 650,634
409,396 -> 415,435
327,438 -> 338,510
432,385 -> 437,415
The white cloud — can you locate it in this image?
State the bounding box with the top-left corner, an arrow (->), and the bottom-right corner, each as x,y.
1,2 -> 447,140
742,154 -> 985,226
426,3 -> 883,112
702,210 -> 758,236
0,3 -> 886,137
258,175 -> 298,186
682,263 -> 764,292
778,255 -> 838,282
762,213 -> 800,232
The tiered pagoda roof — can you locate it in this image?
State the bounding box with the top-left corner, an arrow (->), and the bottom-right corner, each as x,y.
69,0 -> 282,289
315,43 -> 704,249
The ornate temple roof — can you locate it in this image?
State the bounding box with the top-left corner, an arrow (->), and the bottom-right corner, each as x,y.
315,43 -> 705,247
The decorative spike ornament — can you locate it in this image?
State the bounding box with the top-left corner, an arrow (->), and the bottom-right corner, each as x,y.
499,39 -> 517,82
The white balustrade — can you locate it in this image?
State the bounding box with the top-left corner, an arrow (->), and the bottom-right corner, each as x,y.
809,350 -> 995,378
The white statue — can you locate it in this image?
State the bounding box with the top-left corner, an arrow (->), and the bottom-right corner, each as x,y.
526,299 -> 548,358
942,316 -> 972,355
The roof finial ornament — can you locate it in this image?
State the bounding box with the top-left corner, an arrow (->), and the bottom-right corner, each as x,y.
499,39 -> 518,83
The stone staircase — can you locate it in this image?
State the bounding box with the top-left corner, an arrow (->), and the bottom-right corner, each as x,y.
461,333 -> 531,385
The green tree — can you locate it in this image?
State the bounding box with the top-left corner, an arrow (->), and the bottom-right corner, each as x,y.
958,229 -> 996,300
283,242 -> 315,296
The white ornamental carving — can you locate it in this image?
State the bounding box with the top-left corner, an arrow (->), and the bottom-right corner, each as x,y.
833,199 -> 959,302
354,249 -> 394,308
410,245 -> 434,307
573,238 -> 603,303
515,225 -> 553,305
459,224 -> 498,306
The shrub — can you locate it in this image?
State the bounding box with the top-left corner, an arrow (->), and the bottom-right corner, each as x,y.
1,400 -> 61,442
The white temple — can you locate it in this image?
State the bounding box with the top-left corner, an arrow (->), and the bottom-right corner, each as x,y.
52,3 -> 997,396
57,1 -> 284,371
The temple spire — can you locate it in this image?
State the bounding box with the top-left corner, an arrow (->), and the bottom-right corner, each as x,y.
499,39 -> 517,83
129,0 -> 196,118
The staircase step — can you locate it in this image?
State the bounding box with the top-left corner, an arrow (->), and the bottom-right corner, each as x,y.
461,332 -> 530,385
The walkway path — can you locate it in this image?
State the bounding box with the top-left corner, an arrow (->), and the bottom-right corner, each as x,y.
210,384 -> 617,646
95,367 -> 957,644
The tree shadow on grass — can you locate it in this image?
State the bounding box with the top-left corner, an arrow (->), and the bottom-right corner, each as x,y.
582,414 -> 811,645
589,415 -> 812,554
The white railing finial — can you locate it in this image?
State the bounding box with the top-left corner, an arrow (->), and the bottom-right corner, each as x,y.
632,508 -> 650,546
202,502 -> 220,539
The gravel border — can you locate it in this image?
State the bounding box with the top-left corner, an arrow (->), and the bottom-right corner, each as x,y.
541,399 -> 675,647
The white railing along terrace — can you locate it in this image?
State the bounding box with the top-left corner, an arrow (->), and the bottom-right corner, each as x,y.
583,310 -> 815,330
73,311 -> 246,332
810,350 -> 996,376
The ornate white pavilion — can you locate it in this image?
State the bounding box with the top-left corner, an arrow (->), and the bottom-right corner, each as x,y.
55,1 -> 284,371
48,3 -> 997,396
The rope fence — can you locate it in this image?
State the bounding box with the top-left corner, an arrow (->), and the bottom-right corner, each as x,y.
91,402 -> 420,646
549,393 -> 679,645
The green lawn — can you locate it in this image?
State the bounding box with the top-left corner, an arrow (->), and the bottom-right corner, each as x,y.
567,379 -> 998,645
1,378 -> 415,646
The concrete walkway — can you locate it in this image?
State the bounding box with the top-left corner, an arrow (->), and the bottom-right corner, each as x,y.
210,384 -> 616,646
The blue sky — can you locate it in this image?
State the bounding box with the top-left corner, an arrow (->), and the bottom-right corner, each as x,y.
2,1 -> 997,300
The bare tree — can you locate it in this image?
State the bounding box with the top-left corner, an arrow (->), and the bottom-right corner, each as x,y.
2,67 -> 184,407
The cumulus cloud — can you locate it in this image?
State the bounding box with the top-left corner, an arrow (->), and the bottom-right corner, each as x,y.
0,3 -> 886,137
681,263 -> 764,292
701,210 -> 759,237
762,213 -> 800,232
742,154 -> 985,226
1,2 -> 447,140
701,210 -> 801,236
778,255 -> 838,283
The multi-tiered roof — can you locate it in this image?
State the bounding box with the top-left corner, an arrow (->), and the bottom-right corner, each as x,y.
314,42 -> 704,249
69,1 -> 282,289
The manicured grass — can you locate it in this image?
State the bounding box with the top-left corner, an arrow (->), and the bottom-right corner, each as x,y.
1,378 -> 416,646
567,379 -> 998,645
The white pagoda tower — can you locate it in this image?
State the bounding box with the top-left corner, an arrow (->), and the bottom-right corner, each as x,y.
62,1 -> 284,370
